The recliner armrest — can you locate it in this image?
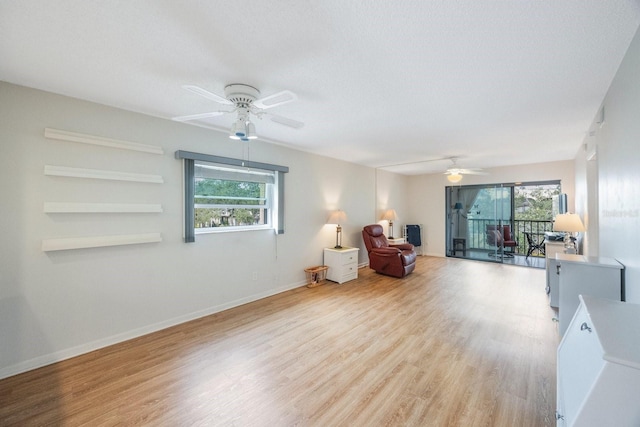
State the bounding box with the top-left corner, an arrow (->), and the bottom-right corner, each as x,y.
371,247 -> 401,256
390,243 -> 414,251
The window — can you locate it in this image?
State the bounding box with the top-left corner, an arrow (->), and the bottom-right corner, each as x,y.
194,161 -> 274,232
176,150 -> 288,242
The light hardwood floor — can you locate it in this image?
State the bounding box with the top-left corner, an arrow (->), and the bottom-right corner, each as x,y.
0,256 -> 559,426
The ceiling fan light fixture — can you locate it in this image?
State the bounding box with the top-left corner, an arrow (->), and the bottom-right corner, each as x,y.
246,121 -> 257,140
229,123 -> 240,139
447,173 -> 463,183
230,118 -> 247,139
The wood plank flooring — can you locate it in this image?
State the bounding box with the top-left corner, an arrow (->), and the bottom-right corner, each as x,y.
0,256 -> 559,426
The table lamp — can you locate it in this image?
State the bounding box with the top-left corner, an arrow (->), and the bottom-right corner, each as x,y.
553,213 -> 585,252
327,210 -> 347,249
382,209 -> 399,238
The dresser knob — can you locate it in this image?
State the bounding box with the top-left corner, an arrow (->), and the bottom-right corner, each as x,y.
580,322 -> 592,333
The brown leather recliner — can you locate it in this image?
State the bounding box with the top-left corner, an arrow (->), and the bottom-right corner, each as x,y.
362,224 -> 417,278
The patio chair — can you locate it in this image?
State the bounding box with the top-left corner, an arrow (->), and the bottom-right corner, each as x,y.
486,224 -> 517,258
524,232 -> 545,259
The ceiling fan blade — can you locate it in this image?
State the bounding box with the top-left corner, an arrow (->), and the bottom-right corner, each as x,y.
172,111 -> 227,122
267,113 -> 304,129
459,169 -> 488,175
183,85 -> 233,105
254,90 -> 297,109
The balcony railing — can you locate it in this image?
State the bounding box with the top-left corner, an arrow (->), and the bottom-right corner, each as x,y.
463,219 -> 552,257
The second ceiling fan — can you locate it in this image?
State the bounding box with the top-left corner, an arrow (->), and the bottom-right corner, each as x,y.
444,158 -> 487,183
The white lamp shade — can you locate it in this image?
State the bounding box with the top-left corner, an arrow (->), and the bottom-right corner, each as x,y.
553,213 -> 585,232
246,121 -> 257,139
231,118 -> 247,138
327,210 -> 347,225
228,130 -> 241,140
382,209 -> 398,222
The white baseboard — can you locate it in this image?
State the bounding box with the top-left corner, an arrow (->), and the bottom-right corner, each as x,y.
424,251 -> 444,257
0,279 -> 307,380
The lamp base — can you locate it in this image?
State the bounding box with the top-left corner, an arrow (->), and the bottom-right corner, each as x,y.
564,233 -> 578,253
335,225 -> 342,249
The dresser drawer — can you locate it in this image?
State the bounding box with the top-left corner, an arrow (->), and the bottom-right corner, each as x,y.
339,252 -> 358,266
336,263 -> 357,277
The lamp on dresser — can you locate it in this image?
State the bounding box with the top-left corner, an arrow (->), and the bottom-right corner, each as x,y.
382,209 -> 399,239
553,213 -> 585,253
327,209 -> 347,249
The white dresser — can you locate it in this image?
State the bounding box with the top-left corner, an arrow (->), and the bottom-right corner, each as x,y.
557,295 -> 640,426
556,254 -> 624,336
323,247 -> 359,284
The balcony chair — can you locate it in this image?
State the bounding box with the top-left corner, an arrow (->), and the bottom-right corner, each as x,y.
486,224 -> 517,258
524,232 -> 545,259
362,224 -> 417,278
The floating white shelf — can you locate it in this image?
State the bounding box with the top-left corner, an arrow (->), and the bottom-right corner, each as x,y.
44,128 -> 164,155
42,232 -> 162,252
44,165 -> 163,183
44,202 -> 163,213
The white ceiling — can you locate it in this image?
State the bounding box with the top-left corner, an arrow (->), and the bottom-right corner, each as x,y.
1,1 -> 639,175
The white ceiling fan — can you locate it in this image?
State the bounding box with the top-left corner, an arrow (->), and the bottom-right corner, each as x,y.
173,83 -> 304,141
444,158 -> 488,182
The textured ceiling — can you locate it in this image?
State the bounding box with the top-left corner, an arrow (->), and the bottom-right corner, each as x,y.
1,1 -> 639,175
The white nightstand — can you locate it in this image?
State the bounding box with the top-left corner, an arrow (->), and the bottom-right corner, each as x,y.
323,247 -> 359,284
388,238 -> 405,245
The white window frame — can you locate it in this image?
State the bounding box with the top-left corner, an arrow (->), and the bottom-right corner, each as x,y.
175,150 -> 288,242
194,162 -> 275,234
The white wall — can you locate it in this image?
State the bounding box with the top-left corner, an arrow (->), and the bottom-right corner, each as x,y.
406,161 -> 576,257
0,82 -> 394,378
576,26 -> 640,303
375,168 -> 410,237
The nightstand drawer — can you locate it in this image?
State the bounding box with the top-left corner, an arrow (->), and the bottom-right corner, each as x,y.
339,252 -> 358,266
337,263 -> 357,277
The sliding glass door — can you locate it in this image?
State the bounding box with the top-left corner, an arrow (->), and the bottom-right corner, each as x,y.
446,184 -> 512,263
